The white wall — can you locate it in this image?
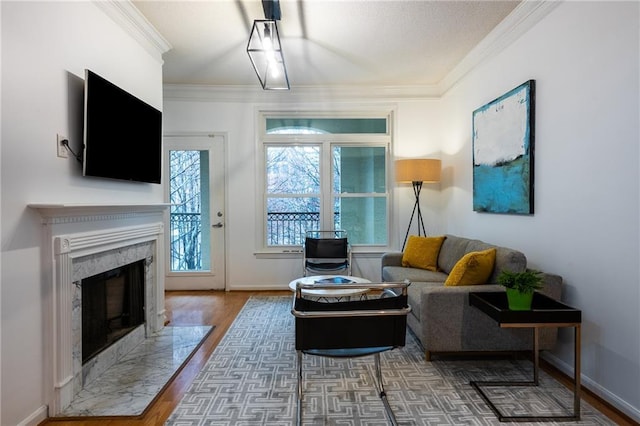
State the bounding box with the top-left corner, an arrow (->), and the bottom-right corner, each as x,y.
162,98 -> 444,287
1,2 -> 163,424
439,1 -> 639,419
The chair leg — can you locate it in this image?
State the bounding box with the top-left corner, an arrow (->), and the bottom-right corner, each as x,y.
296,351 -> 303,426
373,352 -> 399,426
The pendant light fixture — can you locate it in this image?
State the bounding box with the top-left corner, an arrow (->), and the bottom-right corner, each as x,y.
247,0 -> 290,90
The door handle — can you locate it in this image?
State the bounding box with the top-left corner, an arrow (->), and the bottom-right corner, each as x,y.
212,222 -> 224,228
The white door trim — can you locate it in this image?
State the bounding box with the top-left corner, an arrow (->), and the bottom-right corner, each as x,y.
163,132 -> 227,290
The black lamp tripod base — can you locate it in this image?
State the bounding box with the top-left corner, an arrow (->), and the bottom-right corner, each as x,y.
401,181 -> 427,251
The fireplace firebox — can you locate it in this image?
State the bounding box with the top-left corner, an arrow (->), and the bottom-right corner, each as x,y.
82,260 -> 145,363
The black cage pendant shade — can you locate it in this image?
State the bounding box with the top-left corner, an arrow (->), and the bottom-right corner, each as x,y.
247,19 -> 290,90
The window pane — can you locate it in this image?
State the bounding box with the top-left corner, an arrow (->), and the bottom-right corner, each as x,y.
261,112 -> 392,249
169,150 -> 210,272
267,146 -> 320,194
334,146 -> 386,193
335,196 -> 387,245
267,118 -> 387,134
267,197 -> 320,245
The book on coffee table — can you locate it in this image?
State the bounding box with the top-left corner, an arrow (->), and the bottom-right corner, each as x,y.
314,277 -> 354,284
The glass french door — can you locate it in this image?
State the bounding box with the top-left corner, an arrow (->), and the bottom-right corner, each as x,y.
164,133 -> 226,290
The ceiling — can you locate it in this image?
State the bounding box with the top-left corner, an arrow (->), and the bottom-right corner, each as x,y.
133,0 -> 521,88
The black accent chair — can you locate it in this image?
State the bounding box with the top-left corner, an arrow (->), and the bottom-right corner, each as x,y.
303,230 -> 351,276
291,281 -> 411,425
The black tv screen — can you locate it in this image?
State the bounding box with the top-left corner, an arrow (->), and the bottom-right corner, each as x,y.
83,69 -> 162,184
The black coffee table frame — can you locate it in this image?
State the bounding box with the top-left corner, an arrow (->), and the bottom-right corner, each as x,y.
469,291 -> 582,422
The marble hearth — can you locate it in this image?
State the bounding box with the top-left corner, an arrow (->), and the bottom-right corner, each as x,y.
30,203 -> 170,415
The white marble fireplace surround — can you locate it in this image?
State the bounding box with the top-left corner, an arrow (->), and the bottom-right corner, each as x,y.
29,203 -> 169,416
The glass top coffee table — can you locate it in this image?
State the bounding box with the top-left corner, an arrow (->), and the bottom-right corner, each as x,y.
288,275 -> 371,300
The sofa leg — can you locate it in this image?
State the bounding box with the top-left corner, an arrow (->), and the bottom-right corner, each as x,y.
425,351 -> 431,362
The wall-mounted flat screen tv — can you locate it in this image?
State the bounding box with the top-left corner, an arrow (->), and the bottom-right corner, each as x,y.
83,69 -> 162,184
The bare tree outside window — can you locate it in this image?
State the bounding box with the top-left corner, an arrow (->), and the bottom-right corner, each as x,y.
266,145 -> 321,245
169,150 -> 203,271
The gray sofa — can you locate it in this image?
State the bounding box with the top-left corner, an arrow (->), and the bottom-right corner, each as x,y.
381,234 -> 563,360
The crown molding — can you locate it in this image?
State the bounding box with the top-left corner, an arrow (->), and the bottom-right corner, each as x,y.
438,0 -> 561,95
94,0 -> 172,64
163,83 -> 442,103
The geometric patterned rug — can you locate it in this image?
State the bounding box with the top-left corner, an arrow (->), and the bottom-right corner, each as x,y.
166,296 -> 614,425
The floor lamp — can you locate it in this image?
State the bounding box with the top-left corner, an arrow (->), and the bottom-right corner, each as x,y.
395,158 -> 441,250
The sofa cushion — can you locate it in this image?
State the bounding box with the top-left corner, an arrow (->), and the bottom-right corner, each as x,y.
401,235 -> 445,271
382,266 -> 448,283
437,235 -> 473,274
444,248 -> 496,286
488,248 -> 527,283
437,235 -> 527,283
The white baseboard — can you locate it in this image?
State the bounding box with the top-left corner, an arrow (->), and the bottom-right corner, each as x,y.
543,353 -> 640,423
226,284 -> 290,291
17,405 -> 48,426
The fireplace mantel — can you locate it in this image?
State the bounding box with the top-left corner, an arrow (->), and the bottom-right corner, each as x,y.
31,202 -> 169,414
29,203 -> 171,223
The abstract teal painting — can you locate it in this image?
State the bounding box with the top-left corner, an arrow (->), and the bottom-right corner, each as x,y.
472,80 -> 535,214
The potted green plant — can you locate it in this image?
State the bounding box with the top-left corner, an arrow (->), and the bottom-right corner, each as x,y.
497,269 -> 544,310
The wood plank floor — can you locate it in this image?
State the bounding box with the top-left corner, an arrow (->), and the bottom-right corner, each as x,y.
40,290 -> 636,426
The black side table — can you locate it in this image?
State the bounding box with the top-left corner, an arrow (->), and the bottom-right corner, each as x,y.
469,291 -> 582,422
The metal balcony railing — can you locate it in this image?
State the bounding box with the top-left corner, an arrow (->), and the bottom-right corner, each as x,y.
267,212 -> 319,246
170,211 -> 340,260
170,212 -> 202,271
266,212 -> 340,245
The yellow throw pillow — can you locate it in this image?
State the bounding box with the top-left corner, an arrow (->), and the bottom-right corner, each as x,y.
401,235 -> 446,271
444,248 -> 497,286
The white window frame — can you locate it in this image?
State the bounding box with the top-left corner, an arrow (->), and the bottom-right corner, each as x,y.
255,110 -> 395,254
